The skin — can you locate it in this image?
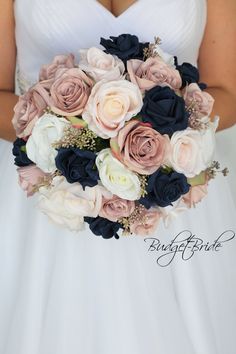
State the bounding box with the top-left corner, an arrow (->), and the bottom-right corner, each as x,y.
0,0 -> 235,141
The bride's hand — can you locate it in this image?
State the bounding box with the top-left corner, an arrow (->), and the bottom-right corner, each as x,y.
0,0 -> 18,142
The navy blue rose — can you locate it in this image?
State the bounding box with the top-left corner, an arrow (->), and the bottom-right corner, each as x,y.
100,34 -> 149,63
12,138 -> 33,167
84,216 -> 121,239
55,148 -> 99,189
140,86 -> 189,136
140,169 -> 190,208
176,62 -> 199,87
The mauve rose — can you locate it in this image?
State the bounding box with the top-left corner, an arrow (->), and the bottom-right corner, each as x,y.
17,165 -> 48,197
12,83 -> 50,138
127,57 -> 182,93
39,54 -> 75,82
99,195 -> 135,222
111,120 -> 170,175
184,83 -> 214,116
50,68 -> 93,116
130,208 -> 161,236
182,183 -> 208,208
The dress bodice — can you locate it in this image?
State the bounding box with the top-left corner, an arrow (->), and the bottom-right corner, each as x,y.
14,0 -> 207,92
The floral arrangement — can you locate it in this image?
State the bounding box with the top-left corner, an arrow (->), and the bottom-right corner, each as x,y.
12,34 -> 228,239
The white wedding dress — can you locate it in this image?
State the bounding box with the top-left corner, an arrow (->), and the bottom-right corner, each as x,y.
0,1 -> 236,354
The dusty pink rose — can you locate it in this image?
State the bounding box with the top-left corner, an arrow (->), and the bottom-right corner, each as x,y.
99,195 -> 135,222
50,68 -> 93,116
130,208 -> 161,236
184,83 -> 214,116
17,165 -> 48,197
39,54 -> 75,82
127,57 -> 182,92
182,183 -> 208,208
12,83 -> 50,138
111,120 -> 170,175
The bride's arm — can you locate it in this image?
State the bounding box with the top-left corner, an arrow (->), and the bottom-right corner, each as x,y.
0,0 -> 19,142
198,0 -> 236,131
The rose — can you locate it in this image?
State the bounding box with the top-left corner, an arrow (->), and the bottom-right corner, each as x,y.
99,195 -> 135,222
26,113 -> 70,173
130,208 -> 161,236
182,183 -> 208,208
184,83 -> 214,116
176,62 -> 200,87
140,86 -> 189,135
82,80 -> 143,139
50,68 -> 93,116
100,34 -> 149,62
79,47 -> 125,82
55,147 -> 99,188
12,138 -> 33,167
166,118 -> 218,177
96,148 -> 141,201
38,176 -> 110,231
39,54 -> 75,82
140,169 -> 190,208
17,165 -> 48,197
127,57 -> 182,92
110,120 -> 170,175
159,200 -> 187,228
84,216 -> 121,239
12,83 -> 50,138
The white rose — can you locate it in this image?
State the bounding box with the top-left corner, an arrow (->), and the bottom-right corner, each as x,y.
79,47 -> 125,82
38,176 -> 109,231
82,80 -> 143,139
26,113 -> 70,173
167,117 -> 218,177
96,148 -> 141,201
153,44 -> 175,67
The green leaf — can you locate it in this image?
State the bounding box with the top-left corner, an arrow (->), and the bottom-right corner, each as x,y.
187,171 -> 207,186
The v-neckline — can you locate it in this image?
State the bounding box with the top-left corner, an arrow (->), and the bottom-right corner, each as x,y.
94,0 -> 140,19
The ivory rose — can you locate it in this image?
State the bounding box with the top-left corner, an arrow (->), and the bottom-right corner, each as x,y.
39,54 -> 75,82
130,208 -> 161,236
184,83 -> 214,116
12,83 -> 50,138
79,47 -> 125,82
99,195 -> 135,222
96,148 -> 141,201
182,183 -> 208,208
82,80 -> 143,139
38,176 -> 110,231
50,68 -> 93,116
17,165 -> 48,197
26,113 -> 70,173
127,57 -> 182,93
111,120 -> 170,175
167,118 -> 218,177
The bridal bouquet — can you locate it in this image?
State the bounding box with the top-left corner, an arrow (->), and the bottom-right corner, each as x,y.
12,34 -> 228,238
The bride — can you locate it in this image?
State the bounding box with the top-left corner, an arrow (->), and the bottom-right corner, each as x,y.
0,1 -> 236,353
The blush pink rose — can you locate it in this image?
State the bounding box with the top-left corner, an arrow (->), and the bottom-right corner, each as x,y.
17,165 -> 48,197
127,57 -> 182,93
111,120 -> 170,175
39,54 -> 75,82
184,83 -> 214,116
130,208 -> 161,236
82,80 -> 143,139
182,183 -> 208,208
99,195 -> 135,222
50,68 -> 93,116
12,83 -> 50,138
